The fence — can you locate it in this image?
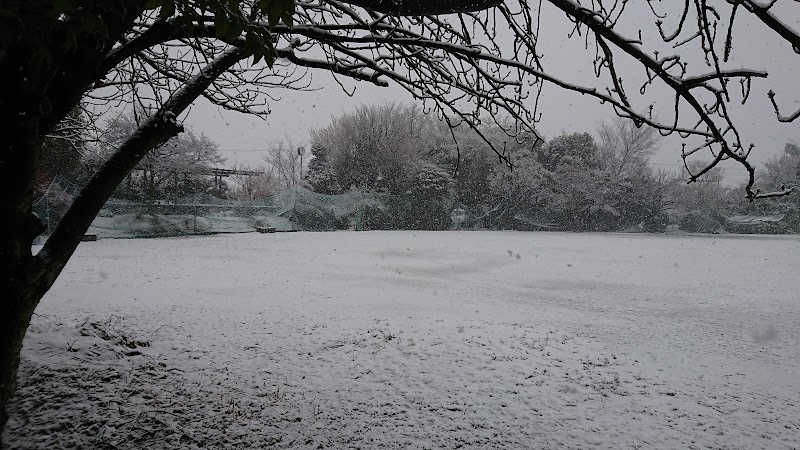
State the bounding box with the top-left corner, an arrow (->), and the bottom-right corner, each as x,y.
33,180 -> 476,239
32,176 -> 82,239
35,178 -> 795,239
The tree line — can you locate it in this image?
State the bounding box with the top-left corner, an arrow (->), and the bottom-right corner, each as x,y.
300,104 -> 800,233
37,103 -> 799,234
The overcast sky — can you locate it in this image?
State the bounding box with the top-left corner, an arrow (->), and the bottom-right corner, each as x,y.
182,1 -> 799,187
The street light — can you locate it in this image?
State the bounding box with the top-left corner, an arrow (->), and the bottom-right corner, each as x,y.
291,146 -> 305,232
297,146 -> 305,186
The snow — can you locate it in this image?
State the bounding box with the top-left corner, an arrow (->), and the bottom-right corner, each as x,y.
8,231 -> 800,449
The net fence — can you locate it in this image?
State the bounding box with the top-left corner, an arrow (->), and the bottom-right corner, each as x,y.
33,179 -> 478,239
34,177 -> 796,240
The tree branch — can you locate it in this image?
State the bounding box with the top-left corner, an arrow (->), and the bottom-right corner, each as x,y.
739,0 -> 800,55
102,17 -> 178,75
33,48 -> 246,297
337,0 -> 502,15
767,89 -> 800,123
546,0 -> 768,198
750,186 -> 795,200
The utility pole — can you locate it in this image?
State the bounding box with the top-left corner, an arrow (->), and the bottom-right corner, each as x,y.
297,146 -> 305,185
291,147 -> 305,231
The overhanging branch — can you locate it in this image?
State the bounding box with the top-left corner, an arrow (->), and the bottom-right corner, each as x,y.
34,48 -> 246,297
337,0 -> 502,15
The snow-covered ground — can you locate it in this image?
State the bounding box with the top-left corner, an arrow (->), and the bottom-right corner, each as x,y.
7,231 -> 800,449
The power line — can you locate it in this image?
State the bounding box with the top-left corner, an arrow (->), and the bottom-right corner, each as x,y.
216,149 -> 268,153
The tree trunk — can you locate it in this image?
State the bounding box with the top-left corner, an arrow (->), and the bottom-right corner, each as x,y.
0,48 -> 245,442
0,109 -> 46,443
0,288 -> 40,443
149,170 -> 157,201
0,113 -> 183,444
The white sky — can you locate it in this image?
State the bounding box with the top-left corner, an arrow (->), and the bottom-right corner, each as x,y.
182,2 -> 800,187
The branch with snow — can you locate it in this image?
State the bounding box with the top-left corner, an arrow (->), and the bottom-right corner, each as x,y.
88,0 -> 799,199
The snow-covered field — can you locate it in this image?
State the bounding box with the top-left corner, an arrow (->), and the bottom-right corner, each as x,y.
7,231 -> 800,449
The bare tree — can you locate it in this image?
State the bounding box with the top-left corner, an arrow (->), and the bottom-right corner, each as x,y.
1,0 -> 798,437
267,1 -> 793,198
263,138 -> 304,190
596,118 -> 659,178
229,164 -> 278,201
101,115 -> 225,200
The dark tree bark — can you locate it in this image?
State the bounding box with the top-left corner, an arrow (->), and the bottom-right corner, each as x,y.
338,0 -> 502,15
0,2 -> 153,436
0,98 -> 46,443
0,46 -> 244,441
